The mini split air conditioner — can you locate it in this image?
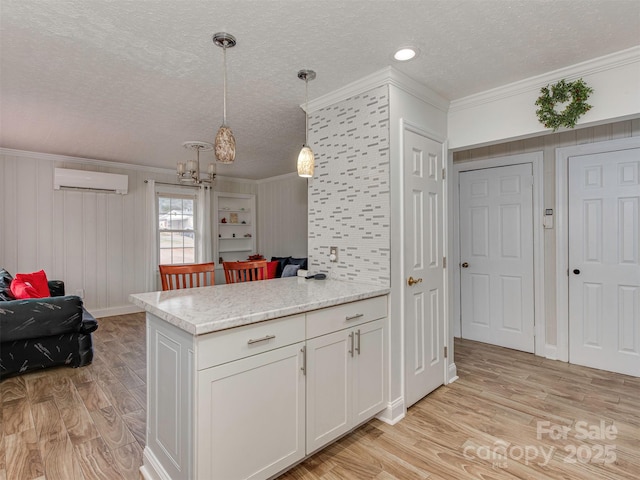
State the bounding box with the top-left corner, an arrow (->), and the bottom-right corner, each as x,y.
54,168 -> 128,194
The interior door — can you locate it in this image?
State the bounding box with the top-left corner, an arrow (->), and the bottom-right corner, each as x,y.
403,129 -> 445,408
569,149 -> 640,376
459,164 -> 535,352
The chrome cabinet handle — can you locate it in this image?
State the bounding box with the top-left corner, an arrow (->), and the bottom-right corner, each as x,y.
345,313 -> 364,321
407,276 -> 423,286
349,332 -> 354,357
300,346 -> 306,375
247,334 -> 275,345
461,262 -> 469,268
355,329 -> 361,355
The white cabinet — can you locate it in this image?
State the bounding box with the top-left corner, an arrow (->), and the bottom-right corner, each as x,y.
306,317 -> 386,453
197,342 -> 306,480
142,294 -> 388,480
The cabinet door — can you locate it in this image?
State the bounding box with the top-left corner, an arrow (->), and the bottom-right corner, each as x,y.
352,318 -> 387,424
305,329 -> 352,453
197,342 -> 305,480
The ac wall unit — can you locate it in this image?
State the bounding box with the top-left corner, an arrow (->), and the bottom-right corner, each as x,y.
54,168 -> 128,194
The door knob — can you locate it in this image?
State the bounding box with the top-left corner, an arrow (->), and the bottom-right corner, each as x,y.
407,276 -> 423,286
573,269 -> 581,275
461,262 -> 469,268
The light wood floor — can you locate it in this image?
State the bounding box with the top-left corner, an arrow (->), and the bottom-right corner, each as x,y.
1,314 -> 638,479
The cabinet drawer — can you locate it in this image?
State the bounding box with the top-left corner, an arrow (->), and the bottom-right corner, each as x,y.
306,295 -> 387,339
197,314 -> 305,369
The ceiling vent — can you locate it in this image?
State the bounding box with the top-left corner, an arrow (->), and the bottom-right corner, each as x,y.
54,168 -> 128,194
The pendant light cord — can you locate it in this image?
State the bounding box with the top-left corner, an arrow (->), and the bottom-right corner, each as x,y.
222,42 -> 227,126
305,77 -> 309,146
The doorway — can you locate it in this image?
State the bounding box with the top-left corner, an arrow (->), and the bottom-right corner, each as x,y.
453,152 -> 545,354
459,163 -> 535,352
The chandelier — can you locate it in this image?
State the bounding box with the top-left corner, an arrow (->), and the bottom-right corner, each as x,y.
177,141 -> 216,185
297,69 -> 316,178
213,32 -> 237,164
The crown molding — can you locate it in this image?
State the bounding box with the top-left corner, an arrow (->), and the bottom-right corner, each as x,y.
0,147 -> 257,183
305,66 -> 450,114
256,171 -> 299,184
449,46 -> 640,112
0,147 -> 172,174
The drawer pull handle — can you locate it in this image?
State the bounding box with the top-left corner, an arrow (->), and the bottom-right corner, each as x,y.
345,313 -> 364,321
247,334 -> 275,345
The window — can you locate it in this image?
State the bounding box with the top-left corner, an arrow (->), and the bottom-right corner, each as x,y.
158,193 -> 197,265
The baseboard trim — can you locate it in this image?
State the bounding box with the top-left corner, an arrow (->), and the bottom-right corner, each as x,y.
140,447 -> 170,480
448,362 -> 458,384
376,397 -> 405,425
544,344 -> 558,360
91,304 -> 144,318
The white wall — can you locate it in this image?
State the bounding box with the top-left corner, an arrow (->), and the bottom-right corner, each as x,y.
257,173 -> 308,260
0,149 -> 304,317
0,150 -> 169,317
448,47 -> 640,150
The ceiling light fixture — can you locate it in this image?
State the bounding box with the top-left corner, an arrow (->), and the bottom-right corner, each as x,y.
213,32 -> 237,164
394,47 -> 417,61
297,69 -> 316,178
177,141 -> 216,184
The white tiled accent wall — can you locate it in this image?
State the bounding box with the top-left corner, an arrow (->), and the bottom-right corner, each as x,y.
307,85 -> 390,286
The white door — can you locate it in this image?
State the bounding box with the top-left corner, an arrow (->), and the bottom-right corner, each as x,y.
569,150 -> 640,376
459,164 -> 535,352
404,130 -> 445,408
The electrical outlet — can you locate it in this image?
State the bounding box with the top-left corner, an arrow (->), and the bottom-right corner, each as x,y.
329,246 -> 338,262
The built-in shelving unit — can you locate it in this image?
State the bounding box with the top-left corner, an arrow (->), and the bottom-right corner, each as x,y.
213,192 -> 256,282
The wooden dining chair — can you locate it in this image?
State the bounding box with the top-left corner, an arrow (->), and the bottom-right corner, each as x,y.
223,260 -> 268,284
159,262 -> 215,291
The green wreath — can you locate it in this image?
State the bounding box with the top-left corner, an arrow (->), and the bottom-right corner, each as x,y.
535,79 -> 593,131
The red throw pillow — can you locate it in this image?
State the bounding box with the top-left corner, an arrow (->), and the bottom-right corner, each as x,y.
266,261 -> 278,280
11,270 -> 50,299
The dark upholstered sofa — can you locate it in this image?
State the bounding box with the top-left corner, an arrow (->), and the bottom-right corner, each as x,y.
0,269 -> 98,380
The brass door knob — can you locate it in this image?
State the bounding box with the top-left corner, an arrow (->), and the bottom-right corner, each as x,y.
461,262 -> 469,268
407,276 -> 423,286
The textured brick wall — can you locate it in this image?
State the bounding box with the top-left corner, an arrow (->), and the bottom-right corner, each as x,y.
307,85 -> 390,286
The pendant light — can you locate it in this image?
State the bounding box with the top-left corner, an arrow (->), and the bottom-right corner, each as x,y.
297,69 -> 316,178
213,32 -> 237,164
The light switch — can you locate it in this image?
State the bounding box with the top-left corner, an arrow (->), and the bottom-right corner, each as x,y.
543,209 -> 554,229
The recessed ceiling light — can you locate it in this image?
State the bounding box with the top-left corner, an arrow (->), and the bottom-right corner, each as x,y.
394,47 -> 417,61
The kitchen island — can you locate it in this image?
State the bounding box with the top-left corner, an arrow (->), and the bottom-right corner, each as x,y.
130,277 -> 390,480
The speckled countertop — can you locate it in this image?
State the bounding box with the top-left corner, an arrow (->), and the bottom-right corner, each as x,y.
129,277 -> 389,335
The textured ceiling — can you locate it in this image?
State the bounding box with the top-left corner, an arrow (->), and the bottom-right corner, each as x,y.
1,1 -> 639,179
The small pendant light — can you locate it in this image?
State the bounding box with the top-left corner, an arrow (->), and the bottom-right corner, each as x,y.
213,32 -> 237,164
297,69 -> 316,178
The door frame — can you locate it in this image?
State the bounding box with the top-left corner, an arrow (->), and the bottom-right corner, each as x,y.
452,152 -> 546,356
555,136 -> 640,362
397,119 -> 449,405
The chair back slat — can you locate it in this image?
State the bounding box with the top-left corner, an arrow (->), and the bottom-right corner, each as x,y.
159,262 -> 216,291
223,260 -> 268,284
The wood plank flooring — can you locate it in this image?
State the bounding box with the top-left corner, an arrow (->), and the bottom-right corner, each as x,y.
0,313 -> 146,480
1,314 -> 638,479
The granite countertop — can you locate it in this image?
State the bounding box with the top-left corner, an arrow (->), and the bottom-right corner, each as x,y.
129,277 -> 389,335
